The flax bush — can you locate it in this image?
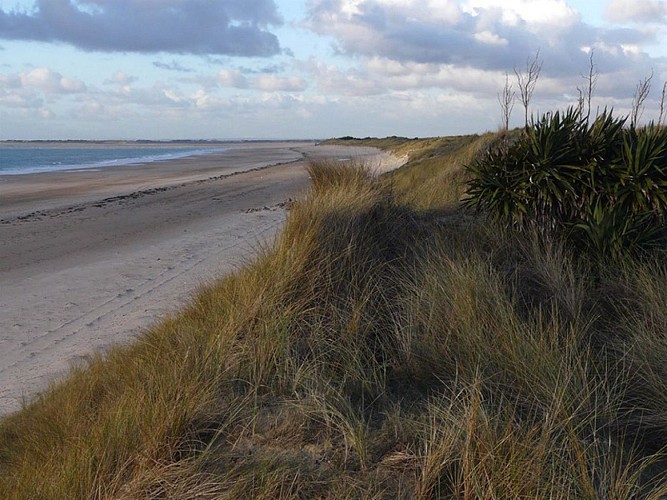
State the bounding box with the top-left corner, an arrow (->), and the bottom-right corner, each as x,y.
465,107 -> 667,258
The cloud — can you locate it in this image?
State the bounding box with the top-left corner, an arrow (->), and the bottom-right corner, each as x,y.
217,69 -> 249,88
0,0 -> 283,56
301,58 -> 386,96
304,56 -> 514,97
0,66 -> 189,121
463,0 -> 578,27
604,0 -> 667,24
1,67 -> 87,94
209,68 -> 306,91
238,63 -> 286,74
304,0 -> 654,79
0,67 -> 86,123
474,30 -> 509,46
104,71 -> 137,86
254,74 -> 307,91
153,60 -> 194,73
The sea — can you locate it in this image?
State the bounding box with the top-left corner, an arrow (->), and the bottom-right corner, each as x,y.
0,143 -> 229,176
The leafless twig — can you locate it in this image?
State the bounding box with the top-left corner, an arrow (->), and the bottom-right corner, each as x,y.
631,71 -> 653,128
514,50 -> 542,130
576,87 -> 585,118
658,81 -> 667,126
498,73 -> 516,131
581,50 -> 598,123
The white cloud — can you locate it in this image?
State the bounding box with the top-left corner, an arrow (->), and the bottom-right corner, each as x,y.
39,107 -> 54,118
474,30 -> 508,46
0,68 -> 86,115
303,58 -> 386,96
77,101 -> 105,117
306,0 -> 658,84
217,69 -> 249,89
304,56 -> 512,97
192,89 -> 225,110
254,74 -> 307,92
0,91 -> 42,109
207,68 -> 307,92
605,0 -> 667,23
335,0 -> 462,24
306,0 -> 588,73
463,0 -> 578,27
621,44 -> 642,56
104,71 -> 137,86
19,67 -> 86,94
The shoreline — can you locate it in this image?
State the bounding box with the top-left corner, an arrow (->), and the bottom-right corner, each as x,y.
0,139 -> 315,145
0,143 -> 405,415
0,140 -> 314,177
0,141 -> 316,220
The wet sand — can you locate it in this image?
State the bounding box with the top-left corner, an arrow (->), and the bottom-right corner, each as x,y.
0,142 -> 405,415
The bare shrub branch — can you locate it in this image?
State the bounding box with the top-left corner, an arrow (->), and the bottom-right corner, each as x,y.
631,71 -> 653,128
658,81 -> 667,126
581,50 -> 598,123
514,50 -> 542,130
576,87 -> 585,119
498,72 -> 516,131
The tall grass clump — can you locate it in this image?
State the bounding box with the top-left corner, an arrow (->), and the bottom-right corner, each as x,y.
2,159 -> 667,497
385,134 -> 498,209
325,134 -> 499,209
465,107 -> 667,258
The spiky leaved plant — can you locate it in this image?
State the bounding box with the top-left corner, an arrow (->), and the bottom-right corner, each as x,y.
465,107 -> 667,259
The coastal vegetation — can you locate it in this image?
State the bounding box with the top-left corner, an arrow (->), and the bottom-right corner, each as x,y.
2,113 -> 667,497
466,108 -> 667,259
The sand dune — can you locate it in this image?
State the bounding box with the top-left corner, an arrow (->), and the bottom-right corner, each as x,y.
0,143 -> 405,415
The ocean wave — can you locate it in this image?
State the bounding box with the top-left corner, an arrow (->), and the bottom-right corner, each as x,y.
0,146 -> 228,176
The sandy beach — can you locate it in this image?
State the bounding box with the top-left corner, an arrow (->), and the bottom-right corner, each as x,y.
0,142 -> 405,415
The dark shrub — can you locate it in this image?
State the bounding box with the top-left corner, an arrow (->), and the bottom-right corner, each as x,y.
465,108 -> 667,258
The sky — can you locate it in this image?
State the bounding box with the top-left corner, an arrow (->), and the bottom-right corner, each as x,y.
1,0 -> 667,140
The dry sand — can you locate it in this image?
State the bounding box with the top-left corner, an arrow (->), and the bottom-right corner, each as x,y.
0,142 -> 406,415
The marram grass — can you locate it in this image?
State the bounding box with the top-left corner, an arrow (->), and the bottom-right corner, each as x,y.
1,159 -> 667,498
